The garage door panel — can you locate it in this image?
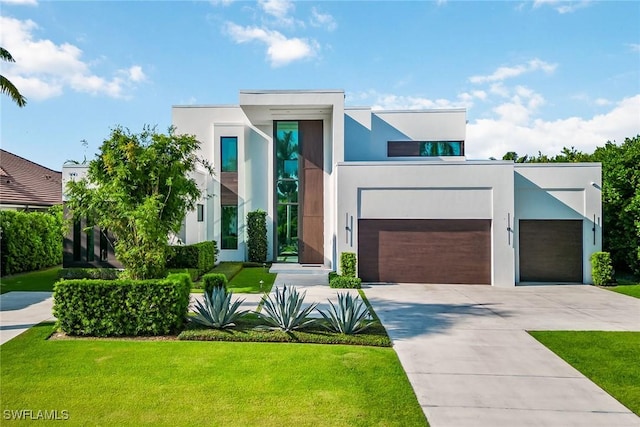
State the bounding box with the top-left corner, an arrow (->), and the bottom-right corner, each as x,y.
359,219 -> 491,284
519,220 -> 582,282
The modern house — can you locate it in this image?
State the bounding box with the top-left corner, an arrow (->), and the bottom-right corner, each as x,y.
0,149 -> 62,211
63,89 -> 602,286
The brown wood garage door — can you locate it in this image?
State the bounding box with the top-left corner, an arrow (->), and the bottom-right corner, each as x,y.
519,220 -> 583,282
358,219 -> 491,284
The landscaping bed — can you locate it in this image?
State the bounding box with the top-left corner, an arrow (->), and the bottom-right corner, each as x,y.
178,315 -> 391,346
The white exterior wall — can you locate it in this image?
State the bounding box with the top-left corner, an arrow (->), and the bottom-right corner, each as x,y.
514,163 -> 602,284
336,161 -> 516,287
344,109 -> 466,161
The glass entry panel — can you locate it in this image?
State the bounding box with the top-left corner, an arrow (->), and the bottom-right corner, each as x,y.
275,122 -> 299,262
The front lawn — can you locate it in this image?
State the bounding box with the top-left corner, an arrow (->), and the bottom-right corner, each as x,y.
607,285 -> 640,299
529,331 -> 640,416
1,323 -> 427,426
227,266 -> 276,293
0,266 -> 61,294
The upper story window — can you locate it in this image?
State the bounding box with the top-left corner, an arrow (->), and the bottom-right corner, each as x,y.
387,141 -> 464,157
221,136 -> 238,172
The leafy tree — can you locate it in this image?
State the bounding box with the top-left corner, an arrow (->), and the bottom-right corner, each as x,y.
1,47 -> 27,107
65,126 -> 211,279
591,136 -> 640,275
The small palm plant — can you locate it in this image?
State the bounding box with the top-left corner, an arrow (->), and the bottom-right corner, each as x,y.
191,286 -> 248,329
318,292 -> 375,335
258,285 -> 317,332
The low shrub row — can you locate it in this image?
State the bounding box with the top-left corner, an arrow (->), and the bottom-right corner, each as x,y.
330,275 -> 362,289
0,207 -> 64,276
53,273 -> 191,337
166,241 -> 218,276
58,268 -> 122,280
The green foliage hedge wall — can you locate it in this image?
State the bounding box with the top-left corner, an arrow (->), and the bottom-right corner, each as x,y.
340,252 -> 357,278
247,209 -> 268,262
166,241 -> 218,275
53,273 -> 191,336
0,207 -> 64,276
591,252 -> 615,285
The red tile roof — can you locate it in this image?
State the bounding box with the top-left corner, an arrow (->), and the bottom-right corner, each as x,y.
0,149 -> 62,207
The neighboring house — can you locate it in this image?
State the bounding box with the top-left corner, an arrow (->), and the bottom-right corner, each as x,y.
61,165 -> 121,269
63,89 -> 602,286
0,149 -> 62,211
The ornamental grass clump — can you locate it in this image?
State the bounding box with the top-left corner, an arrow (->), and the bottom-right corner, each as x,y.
191,286 -> 248,329
319,292 -> 375,335
258,285 -> 317,332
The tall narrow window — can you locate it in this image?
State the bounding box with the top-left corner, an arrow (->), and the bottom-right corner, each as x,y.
221,205 -> 238,249
73,219 -> 82,261
197,204 -> 204,222
86,226 -> 94,262
221,137 -> 238,172
275,121 -> 299,262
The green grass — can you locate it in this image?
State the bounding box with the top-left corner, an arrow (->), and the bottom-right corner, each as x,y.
1,323 -> 427,426
606,285 -> 640,298
0,266 -> 61,294
227,266 -> 276,293
208,262 -> 244,281
530,331 -> 640,416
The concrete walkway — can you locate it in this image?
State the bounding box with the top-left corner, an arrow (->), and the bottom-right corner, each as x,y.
363,284 -> 640,427
0,292 -> 55,345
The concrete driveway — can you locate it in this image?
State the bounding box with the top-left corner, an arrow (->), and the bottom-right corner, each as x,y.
364,284 -> 640,427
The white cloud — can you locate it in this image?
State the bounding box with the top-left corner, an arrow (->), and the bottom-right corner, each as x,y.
533,0 -> 591,14
628,43 -> 640,53
259,0 -> 293,20
467,94 -> 640,159
310,7 -> 337,31
0,0 -> 37,5
0,16 -> 145,100
125,65 -> 146,83
469,58 -> 557,84
225,22 -> 317,67
257,0 -> 302,28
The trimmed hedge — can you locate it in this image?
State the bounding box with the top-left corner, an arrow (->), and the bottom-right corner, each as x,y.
591,251 -> 615,286
247,209 -> 268,263
166,268 -> 200,282
340,252 -> 357,278
166,241 -> 218,275
53,273 -> 192,337
58,268 -> 122,280
202,273 -> 228,295
0,207 -> 64,276
329,275 -> 362,289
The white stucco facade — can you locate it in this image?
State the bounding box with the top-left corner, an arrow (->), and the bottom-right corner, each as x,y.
63,89 -> 602,286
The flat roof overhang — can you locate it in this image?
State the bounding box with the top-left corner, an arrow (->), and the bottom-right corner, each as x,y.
239,90 -> 344,125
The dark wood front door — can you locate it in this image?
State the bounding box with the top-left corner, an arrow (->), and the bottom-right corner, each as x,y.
519,220 -> 583,282
299,120 -> 324,264
358,219 -> 491,284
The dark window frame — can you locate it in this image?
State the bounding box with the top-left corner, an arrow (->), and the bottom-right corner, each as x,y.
221,136 -> 238,172
197,204 -> 204,222
387,140 -> 465,157
221,205 -> 238,250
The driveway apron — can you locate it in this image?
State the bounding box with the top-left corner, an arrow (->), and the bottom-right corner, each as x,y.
364,284 -> 640,427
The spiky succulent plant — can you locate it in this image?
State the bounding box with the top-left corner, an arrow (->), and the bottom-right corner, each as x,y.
318,292 -> 374,335
257,285 -> 317,332
191,286 -> 247,329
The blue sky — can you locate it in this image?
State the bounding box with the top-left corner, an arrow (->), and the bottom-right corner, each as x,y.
1,0 -> 639,170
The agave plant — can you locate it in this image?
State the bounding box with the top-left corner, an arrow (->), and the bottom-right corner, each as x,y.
258,285 -> 317,332
318,292 -> 375,335
191,286 -> 248,329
